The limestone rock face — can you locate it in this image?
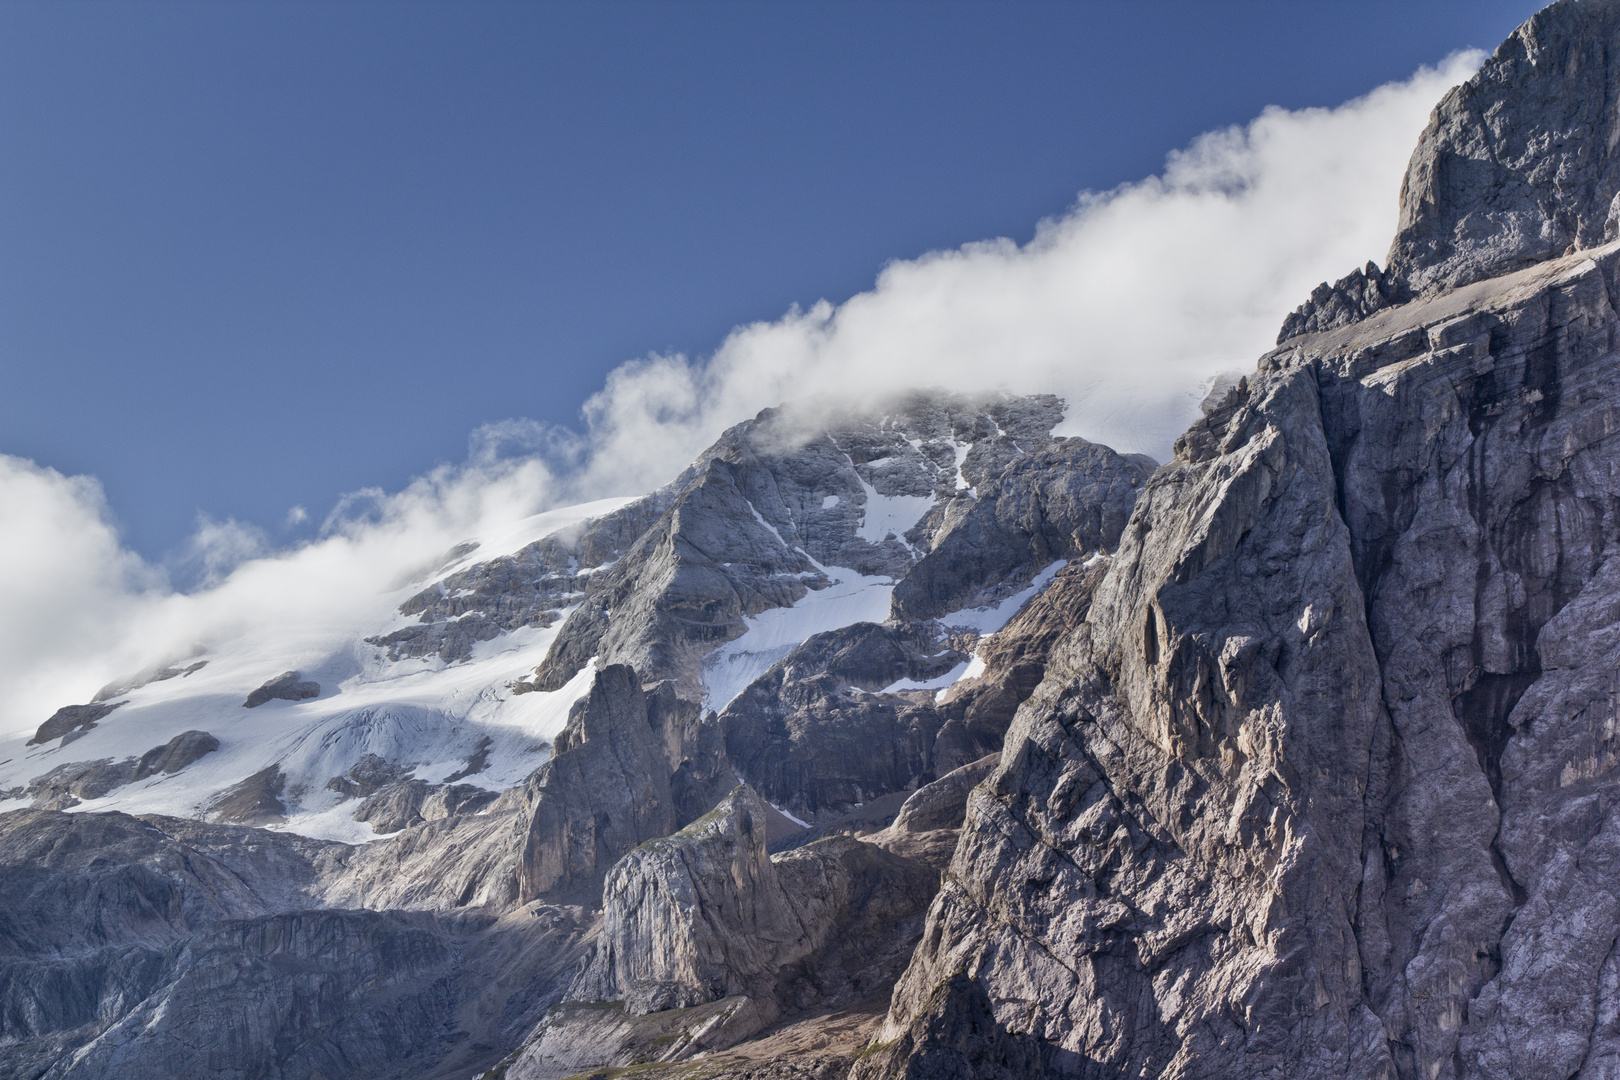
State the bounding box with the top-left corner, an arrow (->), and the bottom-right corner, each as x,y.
241,670 -> 320,708
521,785 -> 936,1078
366,495 -> 672,664
519,664 -> 678,901
720,623 -> 969,822
532,392 -> 1076,698
0,809 -> 593,1080
573,786 -> 809,1015
1389,0 -> 1620,295
890,437 -> 1152,621
27,701 -> 123,746
874,239 -> 1620,1080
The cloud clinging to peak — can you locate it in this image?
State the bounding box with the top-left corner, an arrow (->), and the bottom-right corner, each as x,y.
0,53 -> 1482,734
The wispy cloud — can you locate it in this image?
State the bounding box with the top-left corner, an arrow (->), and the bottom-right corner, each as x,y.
0,53 -> 1481,735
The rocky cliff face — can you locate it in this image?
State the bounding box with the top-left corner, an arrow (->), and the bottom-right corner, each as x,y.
865,5 -> 1620,1077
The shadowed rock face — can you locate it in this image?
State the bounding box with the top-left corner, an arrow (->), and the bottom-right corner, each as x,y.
507,786 -> 937,1079
242,670 -> 320,708
531,392 -> 1081,699
869,47 -> 1620,1074
23,730 -> 219,810
0,810 -> 596,1080
27,701 -> 124,746
890,437 -> 1152,622
519,664 -> 679,902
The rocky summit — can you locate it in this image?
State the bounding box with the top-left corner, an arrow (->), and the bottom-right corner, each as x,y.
6,3 -> 1620,1078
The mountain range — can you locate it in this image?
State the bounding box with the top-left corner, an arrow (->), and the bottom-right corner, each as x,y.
6,2 -> 1620,1078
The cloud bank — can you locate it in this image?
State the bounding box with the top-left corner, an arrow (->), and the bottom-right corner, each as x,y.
0,53 -> 1479,735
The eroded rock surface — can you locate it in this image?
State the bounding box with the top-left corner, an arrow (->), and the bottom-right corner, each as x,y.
242,670 -> 320,708
867,22 -> 1620,1065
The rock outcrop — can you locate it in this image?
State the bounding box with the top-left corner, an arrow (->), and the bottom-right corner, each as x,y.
890,437 -> 1151,621
506,786 -> 936,1078
865,8 -> 1620,1071
519,664 -> 679,901
1389,0 -> 1620,296
531,392 -> 1081,698
27,701 -> 124,746
242,670 -> 320,708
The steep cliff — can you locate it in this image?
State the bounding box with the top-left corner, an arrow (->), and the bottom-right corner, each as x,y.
869,4 -> 1620,1076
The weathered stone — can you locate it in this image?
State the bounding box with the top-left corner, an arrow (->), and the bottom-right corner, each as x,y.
518,664 -> 678,901
206,765 -> 287,825
891,437 -> 1152,621
241,670 -> 320,708
1389,0 -> 1620,295
133,730 -> 219,780
27,701 -> 124,746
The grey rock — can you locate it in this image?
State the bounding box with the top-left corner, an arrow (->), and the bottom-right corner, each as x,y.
368,494 -> 675,664
720,622 -> 970,822
518,664 -> 678,902
1388,0 -> 1620,295
352,779 -> 498,834
887,754 -> 997,834
891,436 -> 1152,621
874,186 -> 1620,1080
27,701 -> 124,747
133,730 -> 218,780
325,751 -> 414,798
21,732 -> 217,811
1277,260 -> 1406,343
206,765 -> 287,825
241,670 -> 320,708
0,808 -> 594,1080
532,392 -> 1074,698
93,657 -> 207,702
25,758 -> 137,810
531,785 -> 936,1077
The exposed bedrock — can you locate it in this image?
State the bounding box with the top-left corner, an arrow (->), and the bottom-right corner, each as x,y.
873,248 -> 1620,1080
23,730 -> 218,810
889,437 -> 1152,621
722,559 -> 1108,825
518,663 -> 679,902
0,809 -> 594,1080
506,785 -> 936,1079
242,670 -> 320,708
1388,0 -> 1620,296
531,392 -> 1073,699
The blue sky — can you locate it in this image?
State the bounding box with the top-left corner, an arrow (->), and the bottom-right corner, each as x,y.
1,0 -> 1534,564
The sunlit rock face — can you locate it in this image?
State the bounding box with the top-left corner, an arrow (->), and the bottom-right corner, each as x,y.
867,4 -> 1620,1077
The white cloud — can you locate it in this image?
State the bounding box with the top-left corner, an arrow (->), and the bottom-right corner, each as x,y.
0,53 -> 1481,736
542,51 -> 1482,502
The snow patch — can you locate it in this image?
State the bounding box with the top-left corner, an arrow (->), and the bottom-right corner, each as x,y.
936,560 -> 1066,636
702,563 -> 895,712
769,800 -> 810,828
857,479 -> 934,543
881,660 -> 970,694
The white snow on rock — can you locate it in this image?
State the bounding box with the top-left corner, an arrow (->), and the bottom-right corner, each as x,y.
878,561 -> 1068,698
935,559 -> 1066,635
856,479 -> 934,543
701,562 -> 895,712
0,501 -> 630,842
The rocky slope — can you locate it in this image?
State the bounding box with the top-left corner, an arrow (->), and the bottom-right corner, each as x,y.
7,3 -> 1620,1078
864,4 -> 1620,1078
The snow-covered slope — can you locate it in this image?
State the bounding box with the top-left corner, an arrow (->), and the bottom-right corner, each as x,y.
0,499 -> 631,841
0,391 -> 1152,844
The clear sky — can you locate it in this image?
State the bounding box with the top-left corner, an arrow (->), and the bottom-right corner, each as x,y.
0,0 -> 1535,565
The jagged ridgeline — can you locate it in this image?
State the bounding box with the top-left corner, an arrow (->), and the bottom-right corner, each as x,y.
7,1 -> 1620,1076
